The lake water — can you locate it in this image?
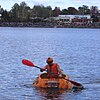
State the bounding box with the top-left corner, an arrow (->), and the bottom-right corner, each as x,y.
0,27 -> 100,100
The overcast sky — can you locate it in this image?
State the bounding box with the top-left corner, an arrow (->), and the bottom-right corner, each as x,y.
0,0 -> 100,11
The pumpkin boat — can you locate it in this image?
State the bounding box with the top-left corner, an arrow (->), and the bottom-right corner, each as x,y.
22,59 -> 83,90
33,73 -> 73,89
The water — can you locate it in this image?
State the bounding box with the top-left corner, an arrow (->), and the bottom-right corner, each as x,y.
0,27 -> 100,100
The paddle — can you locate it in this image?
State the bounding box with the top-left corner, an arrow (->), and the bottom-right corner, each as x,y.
64,79 -> 83,88
22,59 -> 83,88
22,59 -> 42,69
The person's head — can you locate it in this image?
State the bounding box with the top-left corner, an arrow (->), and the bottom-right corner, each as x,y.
46,57 -> 53,66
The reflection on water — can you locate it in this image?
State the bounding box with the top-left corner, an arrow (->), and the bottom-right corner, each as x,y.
22,84 -> 67,99
23,81 -> 84,100
34,88 -> 70,100
33,87 -> 84,100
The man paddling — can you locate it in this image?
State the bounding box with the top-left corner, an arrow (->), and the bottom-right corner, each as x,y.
40,57 -> 63,78
22,59 -> 84,89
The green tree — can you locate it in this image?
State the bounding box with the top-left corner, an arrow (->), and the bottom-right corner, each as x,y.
32,5 -> 52,18
10,3 -> 20,21
0,5 -> 4,21
90,6 -> 99,15
10,2 -> 31,22
67,7 -> 78,15
0,5 -> 4,14
1,10 -> 10,21
19,2 -> 31,21
33,5 -> 43,17
46,6 -> 52,17
61,9 -> 68,15
90,6 -> 99,22
78,5 -> 90,15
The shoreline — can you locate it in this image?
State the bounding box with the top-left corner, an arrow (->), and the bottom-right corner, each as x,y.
0,22 -> 100,28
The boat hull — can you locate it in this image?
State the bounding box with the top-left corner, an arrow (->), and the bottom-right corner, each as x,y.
33,73 -> 73,89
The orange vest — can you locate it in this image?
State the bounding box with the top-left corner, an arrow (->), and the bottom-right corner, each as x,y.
46,63 -> 58,78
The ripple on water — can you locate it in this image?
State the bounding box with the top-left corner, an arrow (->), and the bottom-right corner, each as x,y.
0,28 -> 100,100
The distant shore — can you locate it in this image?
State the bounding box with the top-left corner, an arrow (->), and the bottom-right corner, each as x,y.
0,22 -> 100,28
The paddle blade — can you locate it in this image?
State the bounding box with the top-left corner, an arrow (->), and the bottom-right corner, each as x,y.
22,59 -> 34,67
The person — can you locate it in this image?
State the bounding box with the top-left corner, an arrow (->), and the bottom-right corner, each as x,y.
40,57 -> 62,78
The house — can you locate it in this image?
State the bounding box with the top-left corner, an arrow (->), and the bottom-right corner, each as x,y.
51,15 -> 91,23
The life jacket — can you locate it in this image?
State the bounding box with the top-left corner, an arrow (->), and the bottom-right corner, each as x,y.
46,63 -> 58,78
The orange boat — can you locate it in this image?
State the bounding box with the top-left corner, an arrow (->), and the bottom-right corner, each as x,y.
33,73 -> 73,89
22,59 -> 83,89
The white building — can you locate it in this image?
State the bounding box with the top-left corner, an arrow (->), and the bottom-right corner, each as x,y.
59,15 -> 91,19
51,15 -> 91,23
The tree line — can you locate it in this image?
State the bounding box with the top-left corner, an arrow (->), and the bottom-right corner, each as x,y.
0,2 -> 100,22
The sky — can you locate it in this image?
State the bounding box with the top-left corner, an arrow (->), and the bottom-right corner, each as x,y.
0,0 -> 100,11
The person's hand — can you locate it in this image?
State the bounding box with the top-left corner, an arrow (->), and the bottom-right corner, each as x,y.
40,69 -> 44,72
59,74 -> 62,77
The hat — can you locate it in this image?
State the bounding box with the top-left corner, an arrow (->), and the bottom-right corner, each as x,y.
46,57 -> 53,63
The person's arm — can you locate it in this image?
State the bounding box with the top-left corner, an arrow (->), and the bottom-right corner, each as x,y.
57,64 -> 62,75
40,65 -> 47,72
